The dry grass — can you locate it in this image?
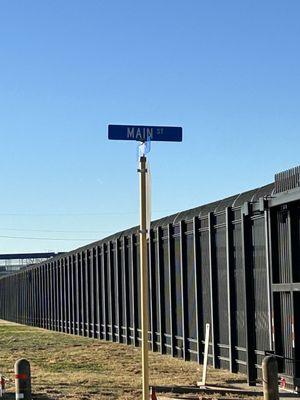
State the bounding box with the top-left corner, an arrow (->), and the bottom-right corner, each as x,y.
0,320 -> 251,399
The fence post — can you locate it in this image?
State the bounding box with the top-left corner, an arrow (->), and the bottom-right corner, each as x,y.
15,359 -> 32,400
262,356 -> 279,400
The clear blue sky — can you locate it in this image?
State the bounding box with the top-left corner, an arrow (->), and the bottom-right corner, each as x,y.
0,0 -> 299,254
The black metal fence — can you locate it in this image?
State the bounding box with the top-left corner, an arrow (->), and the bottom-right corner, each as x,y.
0,173 -> 299,390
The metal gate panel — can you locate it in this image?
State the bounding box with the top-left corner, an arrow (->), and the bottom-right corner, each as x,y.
85,250 -> 91,337
185,227 -> 197,358
173,228 -> 183,353
214,216 -> 229,370
95,248 -> 101,338
120,238 -> 128,343
274,292 -> 295,377
270,203 -> 298,386
161,227 -> 171,353
89,249 -> 95,337
108,243 -> 113,339
106,244 -> 113,340
198,217 -> 213,365
272,208 -> 292,284
154,227 -> 163,353
71,254 -> 77,335
294,292 -> 300,378
125,236 -> 133,344
134,236 -> 141,344
250,215 -> 269,376
232,215 -> 247,373
79,252 -> 85,336
290,204 -> 300,282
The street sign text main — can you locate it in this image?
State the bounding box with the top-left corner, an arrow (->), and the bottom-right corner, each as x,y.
108,125 -> 182,142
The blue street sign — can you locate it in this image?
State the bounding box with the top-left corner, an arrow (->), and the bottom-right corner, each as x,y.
108,125 -> 182,142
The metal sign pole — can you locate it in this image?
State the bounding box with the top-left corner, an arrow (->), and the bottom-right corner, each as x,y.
139,155 -> 149,400
108,124 -> 182,399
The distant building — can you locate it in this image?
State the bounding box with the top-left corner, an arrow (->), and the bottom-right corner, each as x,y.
0,252 -> 60,277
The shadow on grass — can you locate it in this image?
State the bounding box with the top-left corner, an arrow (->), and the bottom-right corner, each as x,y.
224,378 -> 248,384
5,393 -> 53,399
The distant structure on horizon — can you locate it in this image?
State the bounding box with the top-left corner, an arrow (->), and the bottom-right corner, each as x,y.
0,252 -> 60,277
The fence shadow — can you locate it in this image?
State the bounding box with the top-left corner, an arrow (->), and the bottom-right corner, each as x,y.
4,393 -> 53,399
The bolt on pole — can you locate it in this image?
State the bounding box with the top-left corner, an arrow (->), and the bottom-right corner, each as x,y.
139,155 -> 149,400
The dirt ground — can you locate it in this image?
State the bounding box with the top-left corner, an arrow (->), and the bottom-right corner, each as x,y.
0,320 -> 257,399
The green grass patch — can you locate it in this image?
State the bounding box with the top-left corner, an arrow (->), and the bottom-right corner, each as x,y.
0,320 -> 251,400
